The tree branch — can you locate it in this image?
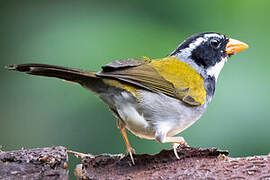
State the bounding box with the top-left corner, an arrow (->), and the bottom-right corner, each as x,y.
1,146 -> 270,179
0,146 -> 68,180
77,146 -> 270,179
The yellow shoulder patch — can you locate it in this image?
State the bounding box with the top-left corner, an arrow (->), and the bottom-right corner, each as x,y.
142,56 -> 151,62
149,56 -> 206,105
102,78 -> 138,96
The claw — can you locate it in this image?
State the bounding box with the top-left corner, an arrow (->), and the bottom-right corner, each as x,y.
127,147 -> 135,165
129,150 -> 135,165
172,140 -> 189,159
173,143 -> 180,159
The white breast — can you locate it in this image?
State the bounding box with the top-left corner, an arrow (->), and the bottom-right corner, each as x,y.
106,90 -> 206,141
109,91 -> 154,139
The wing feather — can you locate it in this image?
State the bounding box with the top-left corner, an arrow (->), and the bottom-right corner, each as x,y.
96,57 -> 206,106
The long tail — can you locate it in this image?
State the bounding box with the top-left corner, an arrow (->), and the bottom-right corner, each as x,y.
6,63 -> 100,86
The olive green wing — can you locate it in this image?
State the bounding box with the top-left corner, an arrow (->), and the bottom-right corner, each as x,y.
97,59 -> 177,97
96,58 -> 206,106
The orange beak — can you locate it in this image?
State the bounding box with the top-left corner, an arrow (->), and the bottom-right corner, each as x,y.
226,38 -> 248,55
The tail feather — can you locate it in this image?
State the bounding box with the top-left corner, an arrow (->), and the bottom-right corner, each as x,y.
6,63 -> 98,85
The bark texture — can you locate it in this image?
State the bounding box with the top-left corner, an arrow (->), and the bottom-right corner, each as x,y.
0,146 -> 68,180
1,146 -> 270,179
78,146 -> 270,180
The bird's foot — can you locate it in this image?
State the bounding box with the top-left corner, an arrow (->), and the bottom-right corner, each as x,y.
126,146 -> 136,165
170,137 -> 189,159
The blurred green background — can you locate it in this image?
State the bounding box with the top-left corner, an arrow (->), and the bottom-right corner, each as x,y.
1,0 -> 270,172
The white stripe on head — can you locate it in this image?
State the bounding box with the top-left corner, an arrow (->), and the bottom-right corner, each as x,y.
206,57 -> 228,79
204,33 -> 224,39
172,32 -> 227,79
177,33 -> 223,58
174,33 -> 223,59
178,37 -> 206,59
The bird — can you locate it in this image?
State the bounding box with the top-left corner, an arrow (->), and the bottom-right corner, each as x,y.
7,32 -> 248,165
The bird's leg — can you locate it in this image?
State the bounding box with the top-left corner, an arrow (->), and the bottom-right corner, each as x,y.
118,120 -> 135,165
163,136 -> 189,159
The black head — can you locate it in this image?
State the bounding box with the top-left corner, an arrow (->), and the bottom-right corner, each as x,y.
170,32 -> 248,98
170,32 -> 229,68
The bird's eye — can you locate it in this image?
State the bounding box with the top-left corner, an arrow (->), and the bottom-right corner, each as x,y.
210,38 -> 220,49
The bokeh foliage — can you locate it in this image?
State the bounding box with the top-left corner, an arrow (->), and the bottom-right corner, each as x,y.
1,0 -> 270,165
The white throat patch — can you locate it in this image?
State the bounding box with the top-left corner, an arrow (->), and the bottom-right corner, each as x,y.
206,57 -> 227,79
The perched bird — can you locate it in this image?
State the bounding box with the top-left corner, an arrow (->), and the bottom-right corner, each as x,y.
7,32 -> 248,164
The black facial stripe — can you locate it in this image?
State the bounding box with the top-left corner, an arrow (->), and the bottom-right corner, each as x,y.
170,32 -> 229,72
170,32 -> 223,56
170,34 -> 204,56
190,35 -> 228,68
191,54 -> 207,67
